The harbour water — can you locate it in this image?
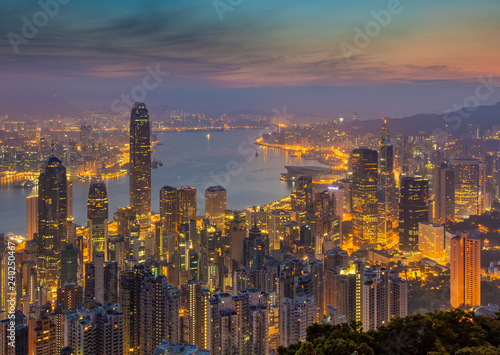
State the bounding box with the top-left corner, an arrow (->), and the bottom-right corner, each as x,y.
0,129 -> 328,236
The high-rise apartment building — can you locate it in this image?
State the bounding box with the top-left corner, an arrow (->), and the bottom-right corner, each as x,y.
129,103 -> 151,236
84,255 -> 118,305
65,302 -> 124,355
280,296 -> 318,347
120,266 -> 145,355
450,232 -> 481,308
140,275 -> 180,354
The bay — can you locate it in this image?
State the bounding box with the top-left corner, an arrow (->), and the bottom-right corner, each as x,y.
0,129 -> 328,236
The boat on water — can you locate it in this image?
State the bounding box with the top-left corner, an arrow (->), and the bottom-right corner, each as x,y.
14,179 -> 35,188
152,159 -> 159,169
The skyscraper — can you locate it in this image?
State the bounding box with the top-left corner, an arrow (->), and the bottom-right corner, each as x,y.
205,186 -> 227,229
88,179 -> 109,259
378,120 -> 397,247
352,148 -> 379,246
178,186 -> 197,222
129,102 -> 151,236
450,159 -> 485,219
160,186 -> 178,233
38,155 -> 68,291
450,232 -> 481,308
433,163 -> 455,224
399,177 -> 429,252
26,194 -> 38,241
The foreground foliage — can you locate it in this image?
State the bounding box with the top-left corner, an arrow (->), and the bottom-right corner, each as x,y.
277,309 -> 500,355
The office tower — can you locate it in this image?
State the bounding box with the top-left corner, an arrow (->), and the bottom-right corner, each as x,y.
60,244 -> 78,285
160,186 -> 178,233
378,120 -> 398,247
450,159 -> 485,219
38,155 -> 68,291
450,232 -> 481,308
65,302 -> 124,355
160,186 -> 197,233
35,316 -> 57,355
399,177 -> 429,252
120,266 -> 145,355
352,148 -> 378,246
280,296 -> 318,347
291,176 -> 313,224
129,102 -> 152,235
268,209 -> 291,251
84,255 -> 118,305
26,195 -> 38,241
57,283 -> 83,310
178,186 -> 197,222
433,163 -> 455,224
186,281 -> 211,350
88,179 -> 109,259
140,275 -> 180,354
205,186 -> 227,229
418,222 -> 445,261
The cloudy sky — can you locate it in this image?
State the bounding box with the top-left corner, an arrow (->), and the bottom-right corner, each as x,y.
1,0 -> 499,118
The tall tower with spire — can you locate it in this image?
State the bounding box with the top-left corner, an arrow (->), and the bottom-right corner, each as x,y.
378,119 -> 398,247
129,102 -> 151,236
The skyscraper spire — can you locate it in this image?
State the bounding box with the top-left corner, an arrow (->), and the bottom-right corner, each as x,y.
129,102 -> 151,236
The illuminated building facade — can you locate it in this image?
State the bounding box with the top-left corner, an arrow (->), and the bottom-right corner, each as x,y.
450,159 -> 485,219
87,179 -> 108,259
205,186 -> 227,230
129,102 -> 151,235
378,120 -> 398,247
399,177 -> 429,252
450,232 -> 481,309
268,209 -> 291,251
418,222 -> 445,261
352,148 -> 379,246
38,155 -> 68,290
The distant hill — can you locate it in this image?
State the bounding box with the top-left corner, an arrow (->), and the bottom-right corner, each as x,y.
345,101 -> 500,136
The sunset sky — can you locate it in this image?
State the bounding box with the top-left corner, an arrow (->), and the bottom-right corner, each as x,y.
1,0 -> 499,118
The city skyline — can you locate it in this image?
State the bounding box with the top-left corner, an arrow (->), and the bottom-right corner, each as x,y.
1,1 -> 500,353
